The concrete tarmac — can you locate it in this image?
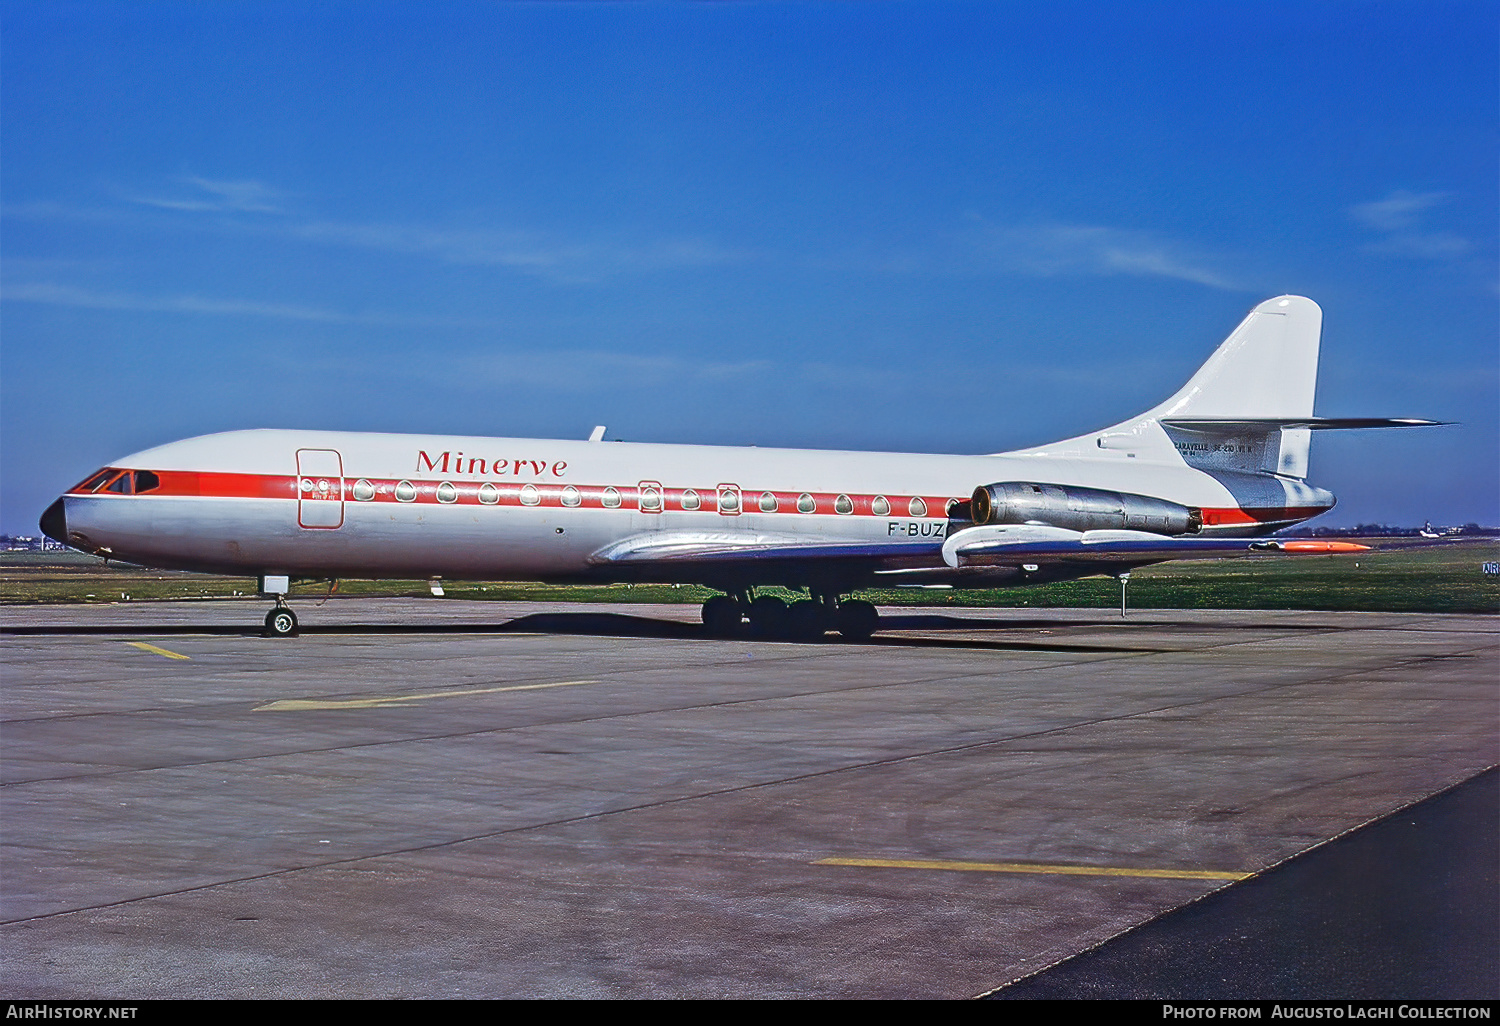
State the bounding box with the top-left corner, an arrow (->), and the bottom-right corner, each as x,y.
1,598 -> 1495,998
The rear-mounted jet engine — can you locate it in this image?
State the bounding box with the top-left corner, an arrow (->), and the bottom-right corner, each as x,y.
969,482 -> 1201,535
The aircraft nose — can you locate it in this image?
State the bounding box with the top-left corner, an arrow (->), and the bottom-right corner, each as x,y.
39,498 -> 67,545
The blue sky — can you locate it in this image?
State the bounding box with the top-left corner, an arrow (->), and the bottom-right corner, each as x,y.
3,0 -> 1495,533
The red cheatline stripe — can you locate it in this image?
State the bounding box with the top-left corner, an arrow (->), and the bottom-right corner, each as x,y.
1201,506 -> 1327,526
73,471 -> 959,518
68,469 -> 1329,524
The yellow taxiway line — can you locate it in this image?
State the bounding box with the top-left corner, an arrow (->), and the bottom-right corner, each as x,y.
255,679 -> 598,712
126,642 -> 191,660
814,856 -> 1250,882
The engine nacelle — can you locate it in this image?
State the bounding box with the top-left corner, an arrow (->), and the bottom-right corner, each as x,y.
970,482 -> 1201,535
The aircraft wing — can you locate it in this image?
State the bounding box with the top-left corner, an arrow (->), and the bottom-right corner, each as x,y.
589,527 -> 1367,576
942,525 -> 1368,568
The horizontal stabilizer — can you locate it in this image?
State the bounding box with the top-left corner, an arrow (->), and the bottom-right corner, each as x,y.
1162,417 -> 1445,433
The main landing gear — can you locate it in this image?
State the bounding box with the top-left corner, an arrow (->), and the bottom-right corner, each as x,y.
701,590 -> 880,641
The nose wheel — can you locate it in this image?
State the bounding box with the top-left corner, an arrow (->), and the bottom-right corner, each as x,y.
264,604 -> 299,638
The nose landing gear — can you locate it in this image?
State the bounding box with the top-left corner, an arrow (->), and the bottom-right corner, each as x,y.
264,600 -> 298,638
259,574 -> 298,638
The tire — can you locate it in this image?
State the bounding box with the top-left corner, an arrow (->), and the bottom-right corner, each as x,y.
701,595 -> 742,637
787,600 -> 826,640
748,596 -> 790,638
264,607 -> 298,638
836,599 -> 879,640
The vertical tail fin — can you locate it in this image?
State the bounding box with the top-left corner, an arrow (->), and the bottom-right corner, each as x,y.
1073,296 -> 1323,477
1152,295 -> 1320,477
1014,296 -> 1435,514
1155,295 -> 1322,421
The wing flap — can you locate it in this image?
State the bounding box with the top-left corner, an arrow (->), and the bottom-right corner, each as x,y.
589,531 -> 940,567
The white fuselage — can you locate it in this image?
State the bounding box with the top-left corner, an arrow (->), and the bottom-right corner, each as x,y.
50,426 -> 1333,590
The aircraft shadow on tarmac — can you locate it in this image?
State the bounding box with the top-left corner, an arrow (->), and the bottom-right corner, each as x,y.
0,609 -> 1359,654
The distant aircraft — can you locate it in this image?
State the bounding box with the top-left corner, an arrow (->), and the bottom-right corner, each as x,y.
40,296 -> 1437,638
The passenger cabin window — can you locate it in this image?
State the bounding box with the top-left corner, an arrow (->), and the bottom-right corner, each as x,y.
871,495 -> 890,516
908,496 -> 928,517
759,491 -> 777,513
834,494 -> 853,515
797,493 -> 816,514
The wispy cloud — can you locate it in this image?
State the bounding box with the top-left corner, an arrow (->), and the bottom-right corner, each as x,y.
0,281 -> 493,329
14,177 -> 1234,289
965,219 -> 1238,289
264,340 -> 786,398
1349,190 -> 1470,260
3,280 -> 807,394
128,176 -> 286,214
1350,190 -> 1445,232
284,219 -> 753,280
41,174 -> 753,281
431,349 -> 776,392
4,193 -> 752,283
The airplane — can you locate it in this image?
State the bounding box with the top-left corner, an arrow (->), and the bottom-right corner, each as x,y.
39,295 -> 1438,640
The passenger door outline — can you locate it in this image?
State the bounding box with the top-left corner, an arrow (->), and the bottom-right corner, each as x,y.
296,449 -> 345,529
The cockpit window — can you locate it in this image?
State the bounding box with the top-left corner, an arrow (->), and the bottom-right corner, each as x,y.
74,468 -> 162,495
76,469 -> 116,493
